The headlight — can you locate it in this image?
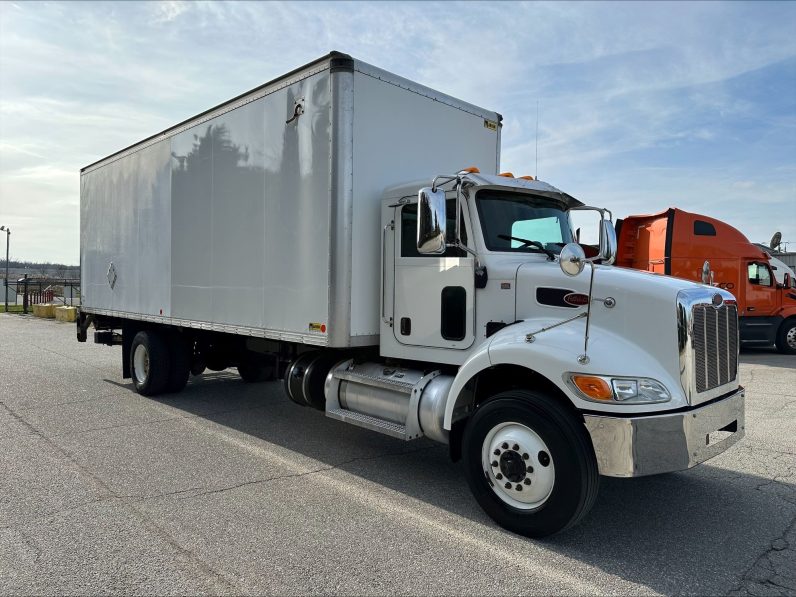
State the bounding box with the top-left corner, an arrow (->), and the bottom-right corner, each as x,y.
567,374 -> 671,404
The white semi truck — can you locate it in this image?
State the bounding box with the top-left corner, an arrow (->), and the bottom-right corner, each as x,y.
78,52 -> 745,537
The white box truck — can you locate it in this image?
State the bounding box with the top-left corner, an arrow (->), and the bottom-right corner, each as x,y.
79,52 -> 745,537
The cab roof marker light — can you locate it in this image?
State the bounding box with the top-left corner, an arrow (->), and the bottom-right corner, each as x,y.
460,166 -> 480,174
519,175 -> 535,180
498,172 -> 515,178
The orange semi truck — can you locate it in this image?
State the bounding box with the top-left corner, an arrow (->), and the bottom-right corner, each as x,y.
616,208 -> 796,354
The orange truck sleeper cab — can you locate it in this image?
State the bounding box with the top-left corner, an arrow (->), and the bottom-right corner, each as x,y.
615,208 -> 796,354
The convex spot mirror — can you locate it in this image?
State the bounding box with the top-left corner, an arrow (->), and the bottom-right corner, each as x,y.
417,187 -> 447,255
560,243 -> 586,276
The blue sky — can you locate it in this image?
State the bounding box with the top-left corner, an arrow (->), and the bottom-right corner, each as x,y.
1,1 -> 794,263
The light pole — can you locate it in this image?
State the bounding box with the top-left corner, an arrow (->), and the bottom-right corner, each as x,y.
0,226 -> 9,312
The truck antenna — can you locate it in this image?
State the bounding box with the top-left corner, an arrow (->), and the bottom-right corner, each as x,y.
535,100 -> 540,179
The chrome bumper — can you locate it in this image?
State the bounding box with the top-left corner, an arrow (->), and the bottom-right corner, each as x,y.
583,388 -> 745,477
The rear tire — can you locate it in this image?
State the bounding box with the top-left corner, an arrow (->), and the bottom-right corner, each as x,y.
462,391 -> 599,538
775,319 -> 796,355
165,332 -> 190,393
130,331 -> 171,396
238,354 -> 275,383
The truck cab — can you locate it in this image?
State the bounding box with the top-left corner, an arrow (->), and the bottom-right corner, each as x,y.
321,169 -> 746,536
380,173 -> 582,364
616,208 -> 796,353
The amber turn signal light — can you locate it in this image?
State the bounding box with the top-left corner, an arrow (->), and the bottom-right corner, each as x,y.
571,375 -> 613,400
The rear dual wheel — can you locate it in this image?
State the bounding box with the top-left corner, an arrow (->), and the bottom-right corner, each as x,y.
130,330 -> 190,396
463,391 -> 599,538
238,353 -> 275,383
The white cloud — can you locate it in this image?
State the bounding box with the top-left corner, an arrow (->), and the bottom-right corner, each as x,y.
0,1 -> 795,263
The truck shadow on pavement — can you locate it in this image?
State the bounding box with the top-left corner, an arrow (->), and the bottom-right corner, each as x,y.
106,372 -> 795,595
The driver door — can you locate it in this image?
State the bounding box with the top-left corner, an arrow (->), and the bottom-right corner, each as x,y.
392,199 -> 475,350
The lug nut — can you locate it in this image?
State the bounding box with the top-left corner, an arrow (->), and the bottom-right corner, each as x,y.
502,442 -> 508,449
512,444 -> 519,451
527,466 -> 534,473
524,478 -> 531,485
491,460 -> 498,467
504,482 -> 511,489
496,473 -> 503,480
494,449 -> 500,456
522,453 -> 529,460
516,484 -> 523,491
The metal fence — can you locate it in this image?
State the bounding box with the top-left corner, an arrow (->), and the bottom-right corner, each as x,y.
3,274 -> 80,314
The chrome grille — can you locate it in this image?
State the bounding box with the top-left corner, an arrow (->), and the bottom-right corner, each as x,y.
691,303 -> 738,393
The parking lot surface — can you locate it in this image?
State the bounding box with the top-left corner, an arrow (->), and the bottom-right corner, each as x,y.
1,313 -> 794,595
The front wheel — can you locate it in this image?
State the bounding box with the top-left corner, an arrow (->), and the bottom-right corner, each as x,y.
775,319 -> 796,355
462,391 -> 599,538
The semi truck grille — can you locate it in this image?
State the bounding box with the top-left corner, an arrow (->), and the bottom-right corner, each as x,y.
692,303 -> 738,393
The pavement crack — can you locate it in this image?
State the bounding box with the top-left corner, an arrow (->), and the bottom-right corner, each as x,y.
155,444 -> 442,501
27,342 -> 114,371
727,513 -> 796,596
0,399 -> 243,593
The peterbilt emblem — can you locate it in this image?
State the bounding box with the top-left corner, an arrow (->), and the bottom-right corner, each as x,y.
712,293 -> 723,308
563,292 -> 590,306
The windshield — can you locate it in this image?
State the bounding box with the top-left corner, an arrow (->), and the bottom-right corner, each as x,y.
476,191 -> 574,254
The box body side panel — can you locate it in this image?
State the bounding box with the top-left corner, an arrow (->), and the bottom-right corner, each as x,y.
81,139 -> 172,316
82,70 -> 333,344
349,71 -> 500,337
171,69 -> 333,337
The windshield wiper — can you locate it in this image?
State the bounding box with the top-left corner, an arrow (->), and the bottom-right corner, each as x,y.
497,234 -> 556,261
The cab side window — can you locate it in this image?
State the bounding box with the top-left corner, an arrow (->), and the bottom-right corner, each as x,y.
748,263 -> 772,286
400,199 -> 468,258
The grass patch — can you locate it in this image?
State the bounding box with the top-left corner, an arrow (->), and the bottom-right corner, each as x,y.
2,305 -> 27,313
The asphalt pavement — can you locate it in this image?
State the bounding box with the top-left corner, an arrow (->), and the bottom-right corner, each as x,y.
1,313 -> 794,595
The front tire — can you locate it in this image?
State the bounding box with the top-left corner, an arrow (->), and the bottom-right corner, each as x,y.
130,331 -> 171,396
462,391 -> 599,538
775,319 -> 796,355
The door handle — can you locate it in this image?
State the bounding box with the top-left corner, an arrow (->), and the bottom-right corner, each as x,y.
747,307 -> 756,312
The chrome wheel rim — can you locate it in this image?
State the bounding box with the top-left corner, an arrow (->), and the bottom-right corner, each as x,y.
133,344 -> 149,385
787,326 -> 796,349
481,422 -> 555,510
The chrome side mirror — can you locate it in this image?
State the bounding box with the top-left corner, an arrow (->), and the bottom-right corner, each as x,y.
599,219 -> 617,265
417,187 -> 447,255
559,243 -> 586,276
701,260 -> 711,285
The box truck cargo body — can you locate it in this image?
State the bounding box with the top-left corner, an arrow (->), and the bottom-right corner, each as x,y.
81,53 -> 501,347
79,53 -> 746,537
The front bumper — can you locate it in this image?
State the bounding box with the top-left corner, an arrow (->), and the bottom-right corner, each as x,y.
583,388 -> 745,477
